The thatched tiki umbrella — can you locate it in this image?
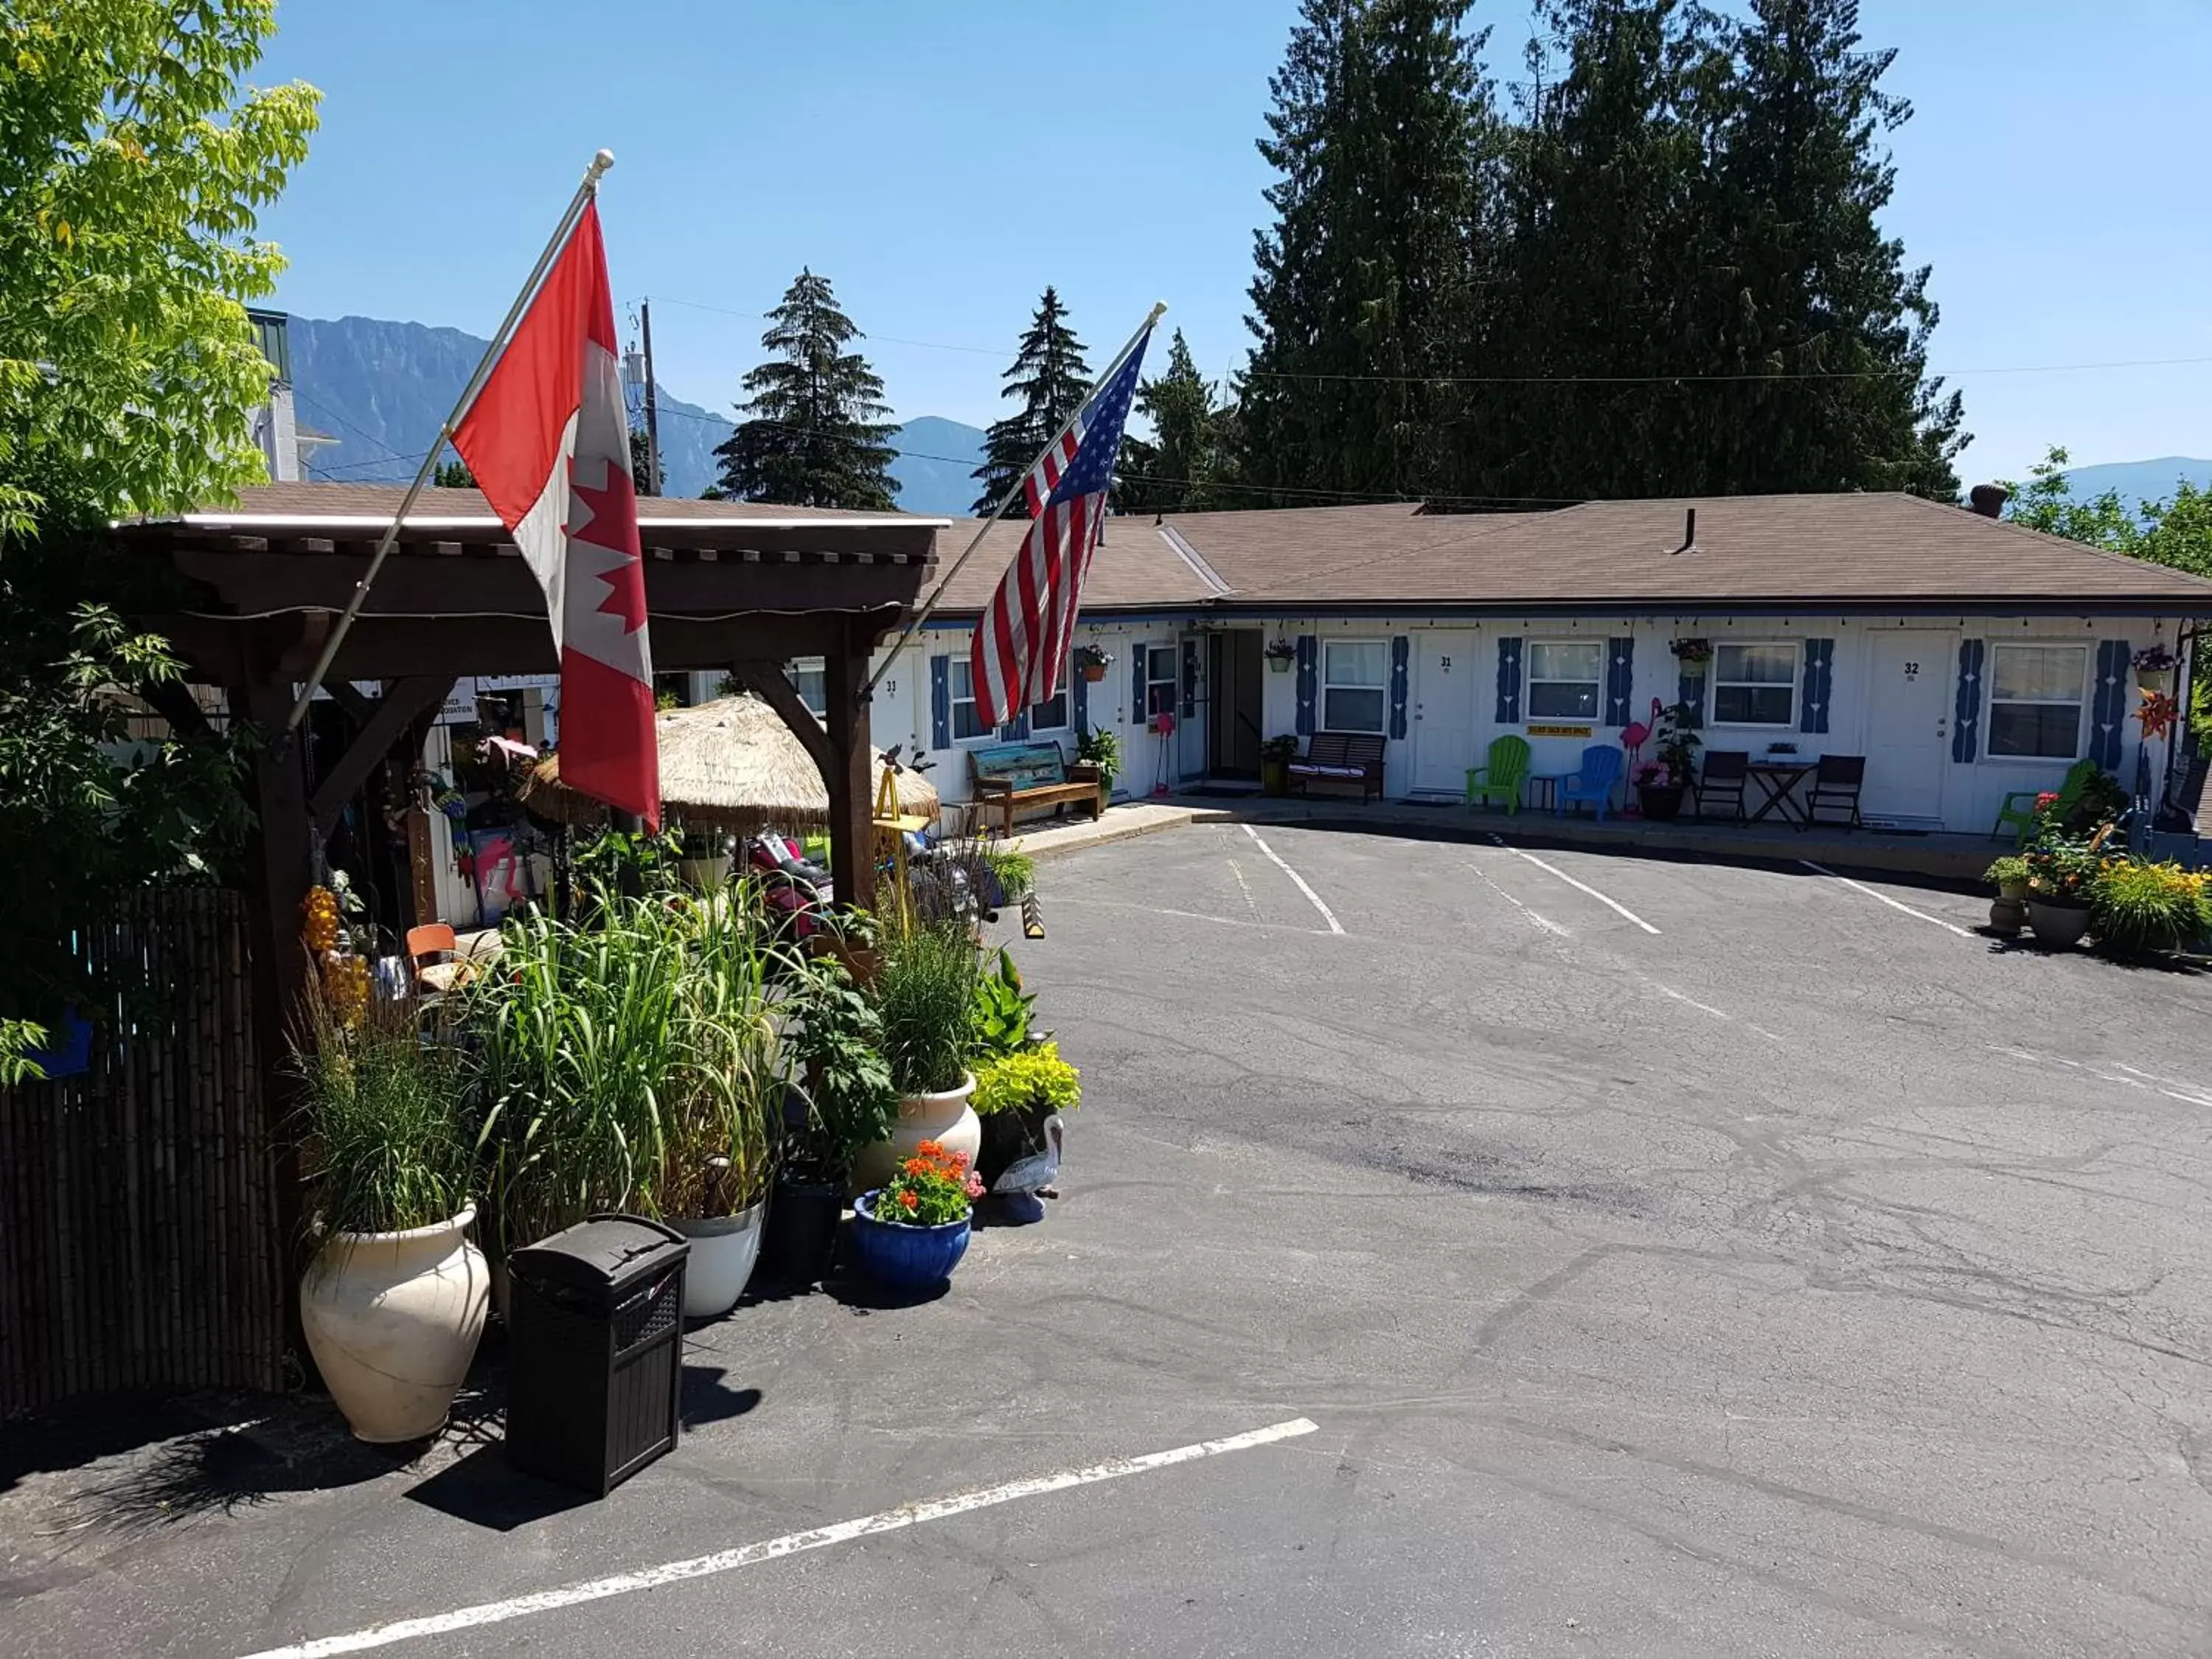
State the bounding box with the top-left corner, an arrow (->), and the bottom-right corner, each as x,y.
521,693 -> 938,833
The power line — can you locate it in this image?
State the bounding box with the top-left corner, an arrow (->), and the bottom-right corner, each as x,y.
639,293 -> 1007,358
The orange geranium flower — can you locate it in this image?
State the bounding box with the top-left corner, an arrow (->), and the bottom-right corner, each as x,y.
916,1139 -> 944,1158
898,1189 -> 919,1211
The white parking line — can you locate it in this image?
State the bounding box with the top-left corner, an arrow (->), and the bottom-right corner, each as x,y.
1241,824 -> 1346,934
1798,860 -> 1975,939
1486,835 -> 1660,934
235,1419 -> 1321,1659
1466,860 -> 1571,939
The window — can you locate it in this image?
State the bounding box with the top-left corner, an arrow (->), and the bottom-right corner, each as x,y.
947,657 -> 990,741
1711,642 -> 1798,727
1525,640 -> 1603,720
787,658 -> 826,717
1323,638 -> 1388,733
1988,643 -> 2086,759
1146,645 -> 1179,720
1030,651 -> 1071,733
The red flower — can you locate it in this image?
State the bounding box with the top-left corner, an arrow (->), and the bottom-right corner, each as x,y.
2035,791 -> 2059,810
897,1189 -> 919,1211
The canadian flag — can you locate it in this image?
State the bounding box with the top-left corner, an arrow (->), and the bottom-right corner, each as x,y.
453,201 -> 660,828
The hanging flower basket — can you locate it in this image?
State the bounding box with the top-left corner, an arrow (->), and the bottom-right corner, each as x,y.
1074,644 -> 1113,684
1669,637 -> 1714,664
1265,639 -> 1297,674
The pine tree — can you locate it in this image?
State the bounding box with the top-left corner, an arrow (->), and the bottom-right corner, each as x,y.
712,269 -> 900,509
433,454 -> 474,488
629,428 -> 661,496
972,288 -> 1091,514
1239,0 -> 1493,505
1114,329 -> 1224,514
1706,0 -> 1964,497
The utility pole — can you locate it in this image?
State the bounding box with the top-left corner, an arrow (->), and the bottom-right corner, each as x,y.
639,298 -> 664,497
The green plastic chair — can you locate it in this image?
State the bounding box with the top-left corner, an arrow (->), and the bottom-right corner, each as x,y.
1465,734 -> 1532,815
1991,756 -> 2098,845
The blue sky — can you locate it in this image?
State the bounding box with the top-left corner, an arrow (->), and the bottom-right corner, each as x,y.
256,0 -> 2212,487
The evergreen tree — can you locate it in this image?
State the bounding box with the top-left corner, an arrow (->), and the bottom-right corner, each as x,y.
434,454 -> 475,488
712,269 -> 900,509
629,428 -> 661,497
973,288 -> 1091,514
1239,0 -> 1492,505
1114,329 -> 1225,514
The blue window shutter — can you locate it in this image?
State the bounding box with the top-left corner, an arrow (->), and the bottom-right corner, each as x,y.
1495,636 -> 1523,723
1072,658 -> 1090,734
1180,638 -> 1198,720
929,655 -> 950,750
1605,636 -> 1635,726
1951,639 -> 1984,763
1799,639 -> 1834,734
1131,647 -> 1147,725
1295,634 -> 1318,736
1677,661 -> 1705,731
1003,706 -> 1029,740
2090,639 -> 2130,768
1388,635 -> 1411,740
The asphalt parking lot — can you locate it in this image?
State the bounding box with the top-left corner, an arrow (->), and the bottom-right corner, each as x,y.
7,821 -> 2212,1658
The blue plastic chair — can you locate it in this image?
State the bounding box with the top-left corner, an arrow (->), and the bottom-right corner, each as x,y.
1556,745 -> 1623,822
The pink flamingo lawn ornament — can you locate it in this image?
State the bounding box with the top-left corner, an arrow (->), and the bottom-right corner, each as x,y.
1619,697 -> 1661,817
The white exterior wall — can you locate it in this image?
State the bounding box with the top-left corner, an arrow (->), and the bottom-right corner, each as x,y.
881,612 -> 2188,835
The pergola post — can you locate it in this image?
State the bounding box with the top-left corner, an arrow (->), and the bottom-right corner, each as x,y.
824,624 -> 877,915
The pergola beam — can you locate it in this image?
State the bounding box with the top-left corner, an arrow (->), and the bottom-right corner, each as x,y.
307,675 -> 454,835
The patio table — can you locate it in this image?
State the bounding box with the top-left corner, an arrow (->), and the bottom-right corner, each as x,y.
1745,759 -> 1816,829
1525,774 -> 1562,813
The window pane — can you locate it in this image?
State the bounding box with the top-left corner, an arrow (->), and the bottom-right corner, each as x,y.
1992,644 -> 2084,702
1148,646 -> 1178,682
1528,641 -> 1602,683
790,660 -> 827,716
1989,702 -> 2081,759
1325,639 -> 1388,687
950,658 -> 973,700
953,703 -> 989,740
1323,686 -> 1385,732
1031,689 -> 1068,731
1526,681 -> 1599,720
1714,684 -> 1794,726
1716,643 -> 1795,685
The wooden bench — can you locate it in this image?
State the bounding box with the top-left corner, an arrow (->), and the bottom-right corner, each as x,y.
968,740 -> 1102,837
1287,731 -> 1385,803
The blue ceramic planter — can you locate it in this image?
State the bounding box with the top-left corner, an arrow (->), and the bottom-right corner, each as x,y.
849,1192 -> 970,1288
24,1012 -> 93,1080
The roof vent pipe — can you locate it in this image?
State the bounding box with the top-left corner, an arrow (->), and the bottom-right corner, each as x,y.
1969,484 -> 2008,519
1672,507 -> 1697,554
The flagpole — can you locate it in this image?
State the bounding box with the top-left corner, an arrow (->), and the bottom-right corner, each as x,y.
860,299 -> 1166,703
282,149 -> 619,737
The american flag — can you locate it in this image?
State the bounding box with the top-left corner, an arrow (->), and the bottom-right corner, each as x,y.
970,323 -> 1155,728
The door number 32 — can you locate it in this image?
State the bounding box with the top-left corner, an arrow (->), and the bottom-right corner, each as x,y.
1902,661 -> 1920,680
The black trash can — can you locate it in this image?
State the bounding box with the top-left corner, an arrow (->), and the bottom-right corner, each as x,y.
506,1214 -> 689,1495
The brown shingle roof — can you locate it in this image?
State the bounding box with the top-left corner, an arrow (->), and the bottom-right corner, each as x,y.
922,515 -> 1223,611
161,481 -> 936,525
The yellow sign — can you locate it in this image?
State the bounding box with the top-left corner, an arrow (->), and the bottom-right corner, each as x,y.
1527,723 -> 1593,738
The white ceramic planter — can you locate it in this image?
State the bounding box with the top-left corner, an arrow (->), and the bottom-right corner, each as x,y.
301,1205 -> 489,1443
679,855 -> 731,891
851,1071 -> 980,1194
668,1201 -> 767,1319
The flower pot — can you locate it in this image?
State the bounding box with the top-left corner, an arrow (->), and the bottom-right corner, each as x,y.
1261,758 -> 1290,797
1636,783 -> 1686,822
756,1175 -> 843,1288
2025,896 -> 2090,947
1267,655 -> 1294,674
23,1010 -> 93,1079
851,1072 -> 979,1194
2138,667 -> 2174,694
1080,662 -> 1108,683
667,1200 -> 767,1318
1989,880 -> 2028,936
849,1191 -> 970,1288
678,855 -> 730,891
301,1205 -> 489,1443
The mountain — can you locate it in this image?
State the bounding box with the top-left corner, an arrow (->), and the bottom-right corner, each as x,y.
287,313 -> 984,512
2057,456 -> 2212,511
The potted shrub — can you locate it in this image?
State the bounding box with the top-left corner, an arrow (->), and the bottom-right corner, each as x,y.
972,1044 -> 1081,1222
763,950 -> 899,1287
1259,734 -> 1300,797
292,987 -> 486,1443
2088,858 -> 2212,960
2022,830 -> 2103,947
1077,727 -> 1121,809
1984,853 -> 2030,936
852,919 -> 984,1192
848,1138 -> 982,1289
1074,643 -> 1114,684
1634,703 -> 1699,821
1265,639 -> 1298,674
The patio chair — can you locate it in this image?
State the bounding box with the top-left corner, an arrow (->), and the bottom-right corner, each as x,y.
1696,751 -> 1750,821
1556,744 -> 1623,822
1464,734 -> 1531,815
1990,755 -> 2097,844
1804,754 -> 1866,830
406,922 -> 459,994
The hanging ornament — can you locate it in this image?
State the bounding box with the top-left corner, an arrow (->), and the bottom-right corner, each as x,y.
2137,689 -> 2179,741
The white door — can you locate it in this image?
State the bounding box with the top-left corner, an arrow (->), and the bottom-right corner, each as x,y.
1177,633 -> 1208,779
1412,630 -> 1479,793
1861,631 -> 1950,824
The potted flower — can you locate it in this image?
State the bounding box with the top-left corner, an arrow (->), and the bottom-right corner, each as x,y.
1635,703 -> 1699,821
1668,637 -> 1714,664
1265,639 -> 1298,674
848,1139 -> 982,1289
2022,830 -> 2104,947
293,986 -> 486,1442
852,919 -> 983,1192
1983,853 -> 2029,936
1074,643 -> 1114,684
972,1043 -> 1081,1222
1077,728 -> 1120,810
2088,858 -> 2212,960
1259,734 -> 1301,796
2133,644 -> 2177,693
762,950 -> 898,1288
